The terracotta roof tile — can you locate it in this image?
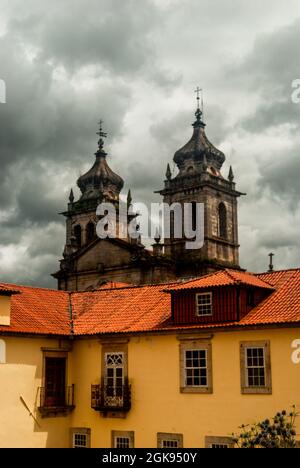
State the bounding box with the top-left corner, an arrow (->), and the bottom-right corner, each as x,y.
0,268 -> 299,336
0,283 -> 70,335
167,269 -> 274,292
72,284 -> 172,335
240,269 -> 300,326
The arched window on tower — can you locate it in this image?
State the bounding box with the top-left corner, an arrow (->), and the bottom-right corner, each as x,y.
218,203 -> 227,239
0,340 -> 6,364
86,222 -> 96,244
74,225 -> 82,248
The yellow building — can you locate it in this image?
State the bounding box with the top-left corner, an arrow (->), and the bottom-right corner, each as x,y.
0,269 -> 300,448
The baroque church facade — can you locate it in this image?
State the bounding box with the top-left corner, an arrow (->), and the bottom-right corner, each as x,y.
53,104 -> 244,291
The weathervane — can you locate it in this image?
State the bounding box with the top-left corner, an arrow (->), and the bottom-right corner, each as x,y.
97,119 -> 108,151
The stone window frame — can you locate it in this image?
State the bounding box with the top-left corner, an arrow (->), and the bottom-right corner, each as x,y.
240,340 -> 272,395
195,292 -> 213,317
205,436 -> 234,449
70,428 -> 91,448
178,336 -> 213,394
157,433 -> 183,448
111,430 -> 134,448
0,339 -> 6,364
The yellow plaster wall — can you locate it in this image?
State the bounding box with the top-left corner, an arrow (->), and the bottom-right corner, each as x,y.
70,328 -> 300,448
0,296 -> 11,326
0,336 -> 73,448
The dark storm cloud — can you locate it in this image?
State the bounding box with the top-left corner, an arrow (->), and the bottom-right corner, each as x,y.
0,0 -> 300,287
228,18 -> 300,132
256,150 -> 300,205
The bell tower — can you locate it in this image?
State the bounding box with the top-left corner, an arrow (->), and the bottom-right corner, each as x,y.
158,93 -> 244,277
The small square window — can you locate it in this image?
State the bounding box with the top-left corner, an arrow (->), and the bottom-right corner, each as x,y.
157,433 -> 183,448
205,436 -> 234,449
116,437 -> 130,449
73,434 -> 87,448
196,293 -> 213,316
71,428 -> 91,449
112,431 -> 134,448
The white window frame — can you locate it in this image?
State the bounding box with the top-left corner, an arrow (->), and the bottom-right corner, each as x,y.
196,292 -> 213,317
0,339 -> 6,364
184,348 -> 208,388
73,433 -> 88,449
205,436 -> 234,448
157,433 -> 183,448
112,431 -> 134,448
71,428 -> 91,448
245,346 -> 266,388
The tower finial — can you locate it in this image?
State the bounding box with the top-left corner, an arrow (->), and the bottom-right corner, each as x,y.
166,163 -> 172,181
228,166 -> 234,183
69,188 -> 74,203
193,87 -> 205,128
96,119 -> 108,152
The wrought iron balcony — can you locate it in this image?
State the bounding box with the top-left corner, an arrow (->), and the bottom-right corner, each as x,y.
38,385 -> 75,417
91,382 -> 131,413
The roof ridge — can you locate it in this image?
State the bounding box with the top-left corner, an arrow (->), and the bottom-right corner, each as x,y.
0,282 -> 68,293
223,269 -> 241,283
71,281 -> 180,294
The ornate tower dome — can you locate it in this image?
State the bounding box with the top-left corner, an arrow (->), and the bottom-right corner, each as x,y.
77,121 -> 124,203
174,105 -> 225,178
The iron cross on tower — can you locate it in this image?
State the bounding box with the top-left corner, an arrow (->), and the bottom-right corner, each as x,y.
194,86 -> 204,112
97,119 -> 108,151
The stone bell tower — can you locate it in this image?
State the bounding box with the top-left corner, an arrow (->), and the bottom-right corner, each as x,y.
158,92 -> 244,277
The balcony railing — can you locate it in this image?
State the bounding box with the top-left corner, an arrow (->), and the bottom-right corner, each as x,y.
91,382 -> 131,412
38,385 -> 75,416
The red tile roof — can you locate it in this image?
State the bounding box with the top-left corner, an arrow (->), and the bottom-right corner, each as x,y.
240,269 -> 300,326
0,268 -> 299,336
167,269 -> 274,292
71,284 -> 172,335
0,284 -> 70,335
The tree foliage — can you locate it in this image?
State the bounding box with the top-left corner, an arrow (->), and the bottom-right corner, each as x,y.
232,407 -> 298,449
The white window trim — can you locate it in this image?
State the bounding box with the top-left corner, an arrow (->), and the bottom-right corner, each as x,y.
71,428 -> 91,448
195,292 -> 213,317
245,346 -> 266,388
184,349 -> 208,388
0,339 -> 6,364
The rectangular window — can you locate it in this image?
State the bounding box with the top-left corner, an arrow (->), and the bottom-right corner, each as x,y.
70,428 -> 91,448
211,443 -> 229,449
196,293 -> 213,316
112,431 -> 134,448
185,349 -> 207,387
246,347 -> 265,387
247,290 -> 255,307
205,436 -> 234,449
157,433 -> 183,448
44,357 -> 66,407
179,338 -> 213,394
100,342 -> 130,414
73,433 -> 88,448
240,341 -> 272,394
105,352 -> 124,399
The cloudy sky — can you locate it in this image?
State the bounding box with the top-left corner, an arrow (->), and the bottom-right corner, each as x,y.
0,0 -> 300,288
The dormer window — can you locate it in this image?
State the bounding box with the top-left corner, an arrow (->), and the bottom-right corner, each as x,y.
196,292 -> 213,316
